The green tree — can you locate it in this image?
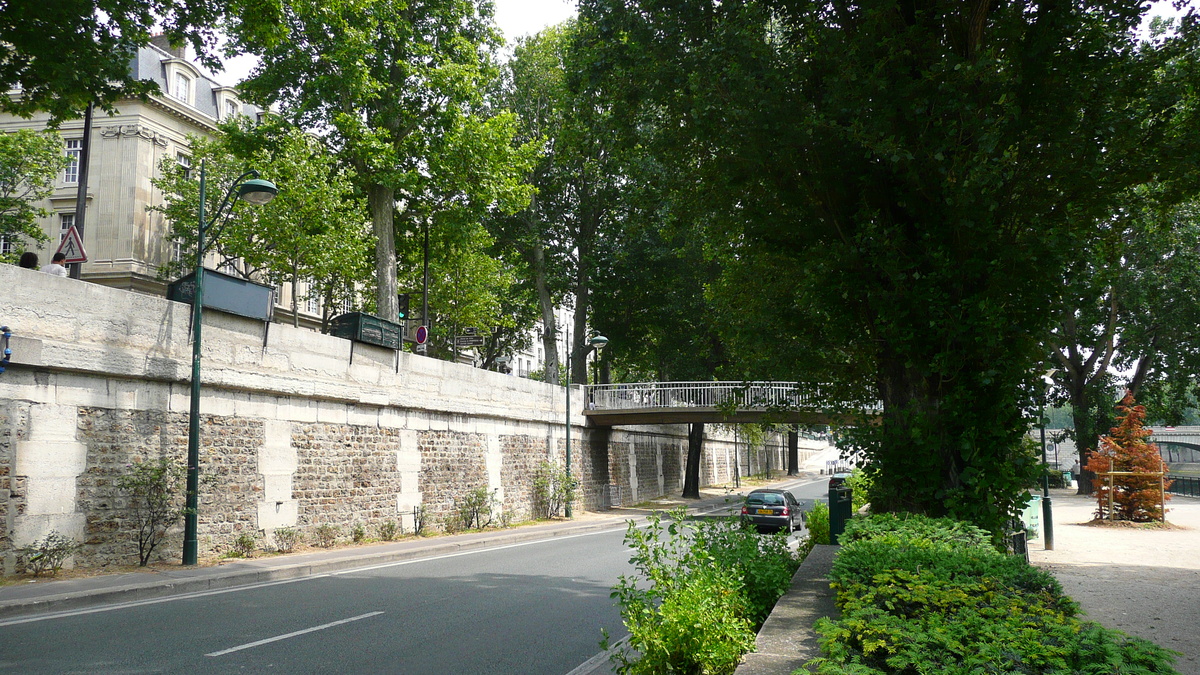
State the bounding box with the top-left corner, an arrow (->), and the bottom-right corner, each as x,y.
0,129 -> 66,260
151,121 -> 372,323
577,0 -> 1200,534
0,0 -> 278,124
231,0 -> 535,324
1050,196 -> 1200,495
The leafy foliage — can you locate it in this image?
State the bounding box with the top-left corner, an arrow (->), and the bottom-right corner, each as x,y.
806,513 -> 1178,675
231,0 -> 536,323
608,510 -> 800,674
531,461 -> 576,519
1085,392 -> 1172,522
273,526 -> 301,553
17,531 -> 81,577
448,486 -> 500,531
0,129 -> 66,259
117,458 -> 189,566
313,524 -> 340,548
0,0 -> 278,124
151,120 -> 374,325
578,0 -> 1200,538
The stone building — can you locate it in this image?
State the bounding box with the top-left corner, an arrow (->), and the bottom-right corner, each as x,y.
0,37 -> 269,297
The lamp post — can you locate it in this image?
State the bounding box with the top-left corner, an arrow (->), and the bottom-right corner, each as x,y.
564,328 -> 607,518
183,161 -> 277,566
1040,368 -> 1058,551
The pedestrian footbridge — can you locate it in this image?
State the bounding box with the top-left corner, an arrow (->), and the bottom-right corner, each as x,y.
582,381 -> 880,426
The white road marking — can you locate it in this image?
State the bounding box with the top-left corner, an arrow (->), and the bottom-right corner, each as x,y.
205,611 -> 384,657
0,526 -> 632,627
564,635 -> 630,675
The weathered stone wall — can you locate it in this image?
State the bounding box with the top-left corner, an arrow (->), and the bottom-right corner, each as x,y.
0,265 -> 820,572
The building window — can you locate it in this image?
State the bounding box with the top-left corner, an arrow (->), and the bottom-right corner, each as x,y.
305,293 -> 321,315
172,72 -> 191,103
225,100 -> 239,119
64,139 -> 81,183
0,235 -> 12,255
59,213 -> 75,242
176,152 -> 191,180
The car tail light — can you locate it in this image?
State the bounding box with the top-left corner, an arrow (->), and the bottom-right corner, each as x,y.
781,507 -> 789,515
740,506 -> 749,515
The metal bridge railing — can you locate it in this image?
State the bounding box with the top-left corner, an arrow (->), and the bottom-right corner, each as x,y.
585,381 -> 880,414
1167,474 -> 1200,498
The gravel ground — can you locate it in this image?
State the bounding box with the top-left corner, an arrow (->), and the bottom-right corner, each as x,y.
1029,489 -> 1200,675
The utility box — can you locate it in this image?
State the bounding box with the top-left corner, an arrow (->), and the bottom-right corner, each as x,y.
829,477 -> 853,545
329,312 -> 404,350
168,268 -> 275,322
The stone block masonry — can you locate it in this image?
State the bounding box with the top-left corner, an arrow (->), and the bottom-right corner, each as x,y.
0,265 -> 806,571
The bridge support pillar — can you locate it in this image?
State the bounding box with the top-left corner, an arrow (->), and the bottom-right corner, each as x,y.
787,427 -> 799,476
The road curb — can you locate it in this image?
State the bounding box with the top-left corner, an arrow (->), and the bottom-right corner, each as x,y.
0,518 -> 634,622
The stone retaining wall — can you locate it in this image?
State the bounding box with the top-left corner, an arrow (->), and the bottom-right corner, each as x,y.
0,265 -> 815,572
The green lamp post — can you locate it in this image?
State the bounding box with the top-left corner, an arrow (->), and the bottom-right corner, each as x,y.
564,330 -> 607,518
183,161 -> 277,566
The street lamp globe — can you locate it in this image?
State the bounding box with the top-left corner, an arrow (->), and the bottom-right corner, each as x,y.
589,335 -> 608,351
236,178 -> 278,205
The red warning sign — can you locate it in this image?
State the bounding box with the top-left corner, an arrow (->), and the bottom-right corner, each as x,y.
55,225 -> 88,264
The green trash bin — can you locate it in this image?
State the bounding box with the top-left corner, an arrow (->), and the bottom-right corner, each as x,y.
1021,494 -> 1041,539
829,477 -> 853,545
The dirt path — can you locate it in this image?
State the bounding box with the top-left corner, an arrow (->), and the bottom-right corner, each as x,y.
1029,490 -> 1200,675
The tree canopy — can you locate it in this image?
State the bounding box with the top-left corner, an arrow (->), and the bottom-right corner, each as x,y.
0,129 -> 67,259
576,0 -> 1200,533
0,0 -> 278,124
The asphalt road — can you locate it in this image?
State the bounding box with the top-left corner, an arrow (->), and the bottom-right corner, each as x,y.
0,477 -> 834,675
0,528 -> 635,674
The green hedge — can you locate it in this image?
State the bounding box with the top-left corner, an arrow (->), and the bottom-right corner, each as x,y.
803,514 -> 1179,675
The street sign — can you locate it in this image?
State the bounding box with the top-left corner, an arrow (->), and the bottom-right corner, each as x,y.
415,325 -> 428,344
56,225 -> 88,264
461,326 -> 479,336
455,336 -> 485,347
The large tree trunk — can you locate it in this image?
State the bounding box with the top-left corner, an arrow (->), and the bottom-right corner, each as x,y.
369,183 -> 398,322
682,422 -> 704,499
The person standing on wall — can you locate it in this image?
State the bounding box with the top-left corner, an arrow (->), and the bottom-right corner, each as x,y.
40,252 -> 68,277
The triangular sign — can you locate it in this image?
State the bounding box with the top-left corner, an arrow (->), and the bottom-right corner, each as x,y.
55,225 -> 88,264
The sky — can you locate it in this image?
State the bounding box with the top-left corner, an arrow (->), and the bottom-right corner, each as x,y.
208,0 -> 1184,85
208,0 -> 579,84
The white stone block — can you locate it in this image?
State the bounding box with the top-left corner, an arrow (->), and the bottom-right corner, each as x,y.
257,500 -> 299,530
14,439 -> 88,478
315,402 -> 348,425
12,513 -> 86,547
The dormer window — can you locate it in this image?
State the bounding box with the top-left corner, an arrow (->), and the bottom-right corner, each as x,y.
225,100 -> 239,119
172,72 -> 191,103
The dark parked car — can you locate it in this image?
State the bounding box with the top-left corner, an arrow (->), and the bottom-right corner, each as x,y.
740,489 -> 804,534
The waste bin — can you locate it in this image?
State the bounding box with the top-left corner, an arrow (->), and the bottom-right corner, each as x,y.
829,477 -> 853,545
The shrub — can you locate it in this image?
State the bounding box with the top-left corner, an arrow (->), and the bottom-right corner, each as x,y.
313,524 -> 340,548
116,457 -> 189,566
18,531 -> 81,577
806,501 -> 830,548
532,461 -> 575,519
609,509 -> 800,674
845,466 -> 875,512
231,532 -> 257,558
377,519 -> 399,541
452,487 -> 498,531
273,526 -> 301,553
803,513 -> 1178,675
351,523 -> 367,543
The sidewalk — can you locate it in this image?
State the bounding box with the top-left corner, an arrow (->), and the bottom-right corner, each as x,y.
0,478 -> 806,622
1029,489 -> 1200,675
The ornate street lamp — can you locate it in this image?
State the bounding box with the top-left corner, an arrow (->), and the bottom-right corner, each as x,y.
1040,368 -> 1058,551
183,161 -> 277,565
564,329 -> 607,518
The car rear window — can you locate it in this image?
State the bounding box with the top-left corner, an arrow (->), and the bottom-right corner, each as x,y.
747,493 -> 784,506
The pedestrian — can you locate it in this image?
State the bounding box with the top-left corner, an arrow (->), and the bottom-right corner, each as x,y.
18,252 -> 38,269
40,252 -> 68,277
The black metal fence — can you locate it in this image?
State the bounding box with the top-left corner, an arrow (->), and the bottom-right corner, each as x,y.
1166,474 -> 1200,498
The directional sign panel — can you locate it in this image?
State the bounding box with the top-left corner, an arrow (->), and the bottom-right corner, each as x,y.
455,336 -> 485,347
461,326 -> 479,337
56,225 -> 88,264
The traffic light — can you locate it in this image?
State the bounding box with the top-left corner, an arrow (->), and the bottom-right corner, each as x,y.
397,293 -> 410,320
